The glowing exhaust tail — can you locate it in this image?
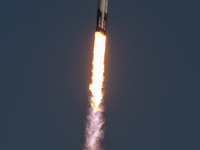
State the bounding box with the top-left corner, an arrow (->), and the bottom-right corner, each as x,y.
85,32 -> 106,150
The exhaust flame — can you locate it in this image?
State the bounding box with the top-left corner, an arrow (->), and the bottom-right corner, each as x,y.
84,32 -> 106,150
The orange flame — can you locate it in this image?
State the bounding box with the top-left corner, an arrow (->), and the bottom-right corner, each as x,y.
90,32 -> 106,112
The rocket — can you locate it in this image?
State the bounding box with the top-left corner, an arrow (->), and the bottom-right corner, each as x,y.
96,0 -> 108,35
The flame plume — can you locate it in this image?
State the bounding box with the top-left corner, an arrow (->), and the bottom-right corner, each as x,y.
84,32 -> 106,150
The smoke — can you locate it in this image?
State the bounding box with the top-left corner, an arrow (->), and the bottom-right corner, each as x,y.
85,108 -> 104,150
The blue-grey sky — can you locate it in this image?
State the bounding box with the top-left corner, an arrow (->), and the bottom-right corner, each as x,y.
1,0 -> 200,149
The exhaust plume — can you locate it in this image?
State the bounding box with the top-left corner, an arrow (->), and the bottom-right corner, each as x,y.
84,32 -> 106,150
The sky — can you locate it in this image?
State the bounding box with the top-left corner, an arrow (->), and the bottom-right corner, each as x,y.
1,0 -> 200,149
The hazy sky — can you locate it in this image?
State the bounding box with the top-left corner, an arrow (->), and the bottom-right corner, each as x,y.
1,0 -> 200,149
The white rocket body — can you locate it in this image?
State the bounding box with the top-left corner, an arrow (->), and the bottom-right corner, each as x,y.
96,0 -> 108,35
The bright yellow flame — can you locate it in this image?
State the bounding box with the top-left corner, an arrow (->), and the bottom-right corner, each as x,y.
89,32 -> 106,112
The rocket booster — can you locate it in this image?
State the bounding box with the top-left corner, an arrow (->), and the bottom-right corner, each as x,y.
96,0 -> 108,35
